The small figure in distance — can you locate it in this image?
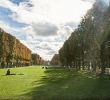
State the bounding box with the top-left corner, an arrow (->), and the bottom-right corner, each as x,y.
42,66 -> 48,69
6,69 -> 10,75
42,67 -> 44,69
45,67 -> 48,69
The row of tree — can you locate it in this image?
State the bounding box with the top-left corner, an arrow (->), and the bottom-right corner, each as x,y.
32,54 -> 44,65
59,1 -> 110,73
50,54 -> 60,66
0,28 -> 44,68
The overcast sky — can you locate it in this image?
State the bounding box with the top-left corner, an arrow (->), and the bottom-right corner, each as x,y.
0,0 -> 94,60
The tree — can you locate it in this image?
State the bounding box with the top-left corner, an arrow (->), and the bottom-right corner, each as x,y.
59,1 -> 110,74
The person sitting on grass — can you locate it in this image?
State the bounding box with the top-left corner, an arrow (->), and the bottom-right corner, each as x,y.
6,69 -> 10,75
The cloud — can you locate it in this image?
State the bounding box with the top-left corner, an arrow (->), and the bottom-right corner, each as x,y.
0,0 -> 93,24
32,22 -> 58,36
65,22 -> 78,29
0,0 -> 94,60
35,43 -> 51,50
47,50 -> 56,55
81,0 -> 95,3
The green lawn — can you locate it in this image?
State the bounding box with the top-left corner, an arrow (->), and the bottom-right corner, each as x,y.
0,66 -> 110,100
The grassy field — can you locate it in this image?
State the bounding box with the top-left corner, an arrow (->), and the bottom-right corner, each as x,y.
0,66 -> 110,100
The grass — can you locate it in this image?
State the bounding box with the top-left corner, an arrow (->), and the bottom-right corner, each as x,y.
0,66 -> 110,100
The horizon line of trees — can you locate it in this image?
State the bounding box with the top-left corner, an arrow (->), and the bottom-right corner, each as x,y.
59,1 -> 110,74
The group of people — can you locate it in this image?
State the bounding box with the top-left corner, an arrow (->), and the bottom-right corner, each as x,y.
42,66 -> 48,69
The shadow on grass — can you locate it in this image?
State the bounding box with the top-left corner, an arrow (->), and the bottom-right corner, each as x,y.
2,73 -> 24,76
22,68 -> 110,100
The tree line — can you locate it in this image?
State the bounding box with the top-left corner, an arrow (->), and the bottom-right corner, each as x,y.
59,1 -> 110,74
32,54 -> 44,65
50,54 -> 60,66
0,28 -> 44,68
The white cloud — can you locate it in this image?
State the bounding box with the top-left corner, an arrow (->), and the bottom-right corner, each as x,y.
81,0 -> 95,3
0,0 -> 94,60
0,0 -> 93,24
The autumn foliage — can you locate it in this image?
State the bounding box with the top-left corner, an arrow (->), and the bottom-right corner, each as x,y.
0,28 -> 33,68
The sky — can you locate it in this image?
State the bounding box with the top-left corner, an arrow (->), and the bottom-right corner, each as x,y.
0,0 -> 94,60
